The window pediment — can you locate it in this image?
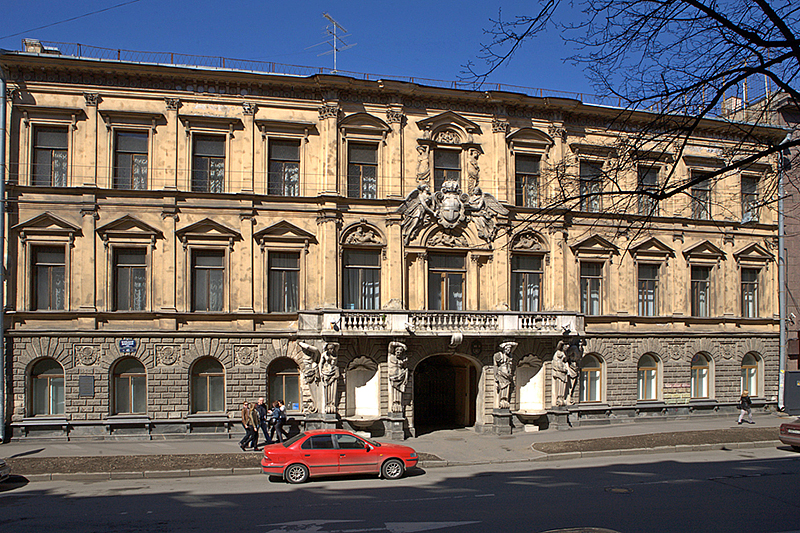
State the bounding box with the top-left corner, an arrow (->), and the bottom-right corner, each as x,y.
254,221 -> 317,246
507,128 -> 554,150
569,142 -> 616,159
13,212 -> 81,240
417,111 -> 481,135
734,242 -> 773,266
682,153 -> 725,168
341,223 -> 384,247
97,215 -> 163,245
631,237 -> 675,261
683,240 -> 726,263
339,113 -> 390,136
176,218 -> 241,249
511,231 -> 548,252
569,235 -> 619,260
634,148 -> 674,164
179,114 -> 242,137
255,119 -> 317,138
18,105 -> 86,126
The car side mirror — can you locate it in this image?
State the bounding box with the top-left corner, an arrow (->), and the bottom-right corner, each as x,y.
365,444 -> 373,452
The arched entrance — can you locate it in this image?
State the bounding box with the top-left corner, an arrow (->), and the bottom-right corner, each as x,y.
413,354 -> 478,434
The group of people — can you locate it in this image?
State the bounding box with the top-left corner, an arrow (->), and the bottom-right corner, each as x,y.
238,397 -> 288,451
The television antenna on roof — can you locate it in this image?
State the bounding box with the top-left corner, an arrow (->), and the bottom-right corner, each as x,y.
319,12 -> 356,73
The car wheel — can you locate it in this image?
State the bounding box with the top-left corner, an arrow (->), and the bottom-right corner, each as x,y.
285,463 -> 309,484
381,458 -> 405,480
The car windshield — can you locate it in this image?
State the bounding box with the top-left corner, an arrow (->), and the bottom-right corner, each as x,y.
281,432 -> 306,447
361,436 -> 381,447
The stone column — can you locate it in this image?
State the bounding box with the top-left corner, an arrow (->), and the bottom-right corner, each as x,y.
163,98 -> 181,190
317,207 -> 340,309
82,93 -> 99,187
241,102 -> 257,193
492,116 -> 509,202
385,214 -> 404,308
236,210 -> 256,325
159,206 -> 179,328
318,102 -> 339,195
77,201 -> 98,327
386,107 -> 405,198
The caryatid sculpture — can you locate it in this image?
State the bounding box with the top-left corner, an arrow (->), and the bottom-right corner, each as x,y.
388,341 -> 409,413
298,341 -> 321,413
494,341 -> 518,409
319,342 -> 340,414
552,341 -> 570,407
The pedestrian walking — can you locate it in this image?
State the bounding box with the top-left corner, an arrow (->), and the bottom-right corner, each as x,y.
268,400 -> 288,443
737,391 -> 754,425
255,397 -> 272,446
239,401 -> 257,451
248,402 -> 261,450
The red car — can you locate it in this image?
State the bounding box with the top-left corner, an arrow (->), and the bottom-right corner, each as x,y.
779,418 -> 800,451
261,429 -> 418,483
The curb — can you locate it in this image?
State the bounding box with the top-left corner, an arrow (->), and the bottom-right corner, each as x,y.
13,440 -> 784,482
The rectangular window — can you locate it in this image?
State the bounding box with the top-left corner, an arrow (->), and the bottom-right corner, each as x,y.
511,255 -> 542,312
741,176 -> 759,222
580,262 -> 602,315
428,254 -> 465,310
114,131 -> 148,190
342,249 -> 381,310
433,149 -> 460,191
33,127 -> 68,187
691,266 -> 711,317
268,252 -> 299,313
515,154 -> 540,208
637,165 -> 659,215
691,172 -> 712,220
114,248 -> 146,311
742,268 -> 759,318
347,143 -> 378,199
192,250 -> 224,312
192,134 -> 225,193
33,246 -> 65,310
579,161 -> 602,212
268,140 -> 300,196
637,264 -> 659,316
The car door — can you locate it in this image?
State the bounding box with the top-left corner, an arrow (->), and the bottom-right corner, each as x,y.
334,433 -> 380,474
299,434 -> 339,476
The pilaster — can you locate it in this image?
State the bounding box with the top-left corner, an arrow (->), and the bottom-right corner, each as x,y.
318,102 -> 340,195
386,107 -> 405,198
163,98 -> 181,190
317,207 -> 341,309
241,102 -> 257,192
83,93 -> 99,187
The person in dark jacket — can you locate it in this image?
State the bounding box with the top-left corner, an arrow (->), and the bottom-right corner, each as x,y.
268,400 -> 288,443
248,402 -> 261,450
737,391 -> 754,424
255,397 -> 272,446
239,401 -> 257,451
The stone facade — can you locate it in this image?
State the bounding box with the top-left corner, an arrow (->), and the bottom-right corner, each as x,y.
0,44 -> 786,440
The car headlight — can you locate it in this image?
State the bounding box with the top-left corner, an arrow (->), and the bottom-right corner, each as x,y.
410,452 -> 417,458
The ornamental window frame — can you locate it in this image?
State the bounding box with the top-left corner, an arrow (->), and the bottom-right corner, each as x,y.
99,110 -> 163,190
179,114 -> 241,194
16,105 -> 84,187
338,113 -> 389,199
254,221 -> 317,314
256,119 -> 315,197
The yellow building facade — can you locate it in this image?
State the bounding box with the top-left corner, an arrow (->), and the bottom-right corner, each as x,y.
0,43 -> 786,440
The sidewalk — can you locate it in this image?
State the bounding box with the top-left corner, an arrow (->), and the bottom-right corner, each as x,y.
1,411 -> 794,482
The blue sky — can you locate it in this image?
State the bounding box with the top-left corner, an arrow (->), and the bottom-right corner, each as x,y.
1,0 -> 594,96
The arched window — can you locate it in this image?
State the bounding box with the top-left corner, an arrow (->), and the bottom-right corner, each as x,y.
579,354 -> 602,403
269,358 -> 300,411
637,354 -> 659,401
741,353 -> 760,397
191,357 -> 225,413
691,353 -> 711,399
31,358 -> 64,415
113,358 -> 147,415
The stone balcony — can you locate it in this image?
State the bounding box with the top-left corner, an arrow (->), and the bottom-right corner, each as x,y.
298,310 -> 584,338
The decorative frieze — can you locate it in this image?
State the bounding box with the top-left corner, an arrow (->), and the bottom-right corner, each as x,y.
235,345 -> 258,366
156,345 -> 180,366
74,345 -> 100,366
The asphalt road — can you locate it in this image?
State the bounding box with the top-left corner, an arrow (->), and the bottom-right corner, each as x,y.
1,447 -> 798,533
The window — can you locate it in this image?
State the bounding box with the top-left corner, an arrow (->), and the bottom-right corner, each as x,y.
113,358 -> 147,414
511,255 -> 542,312
691,353 -> 710,398
114,248 -> 146,311
268,252 -> 299,313
428,254 -> 465,310
691,173 -> 711,220
31,358 -> 64,416
515,154 -> 540,208
580,262 -> 602,315
741,176 -> 759,222
433,149 -> 460,191
114,131 -> 148,190
33,246 -> 65,310
579,354 -> 602,403
33,127 -> 68,187
301,434 -> 335,449
192,250 -> 224,312
268,140 -> 300,196
741,268 -> 759,318
638,264 -> 659,316
741,353 -> 759,396
191,357 -> 225,413
335,433 -> 366,449
637,354 -> 658,400
192,134 -> 225,193
343,249 -> 381,310
637,165 -> 659,215
579,161 -> 602,212
691,266 -> 711,317
268,358 -> 300,411
347,143 -> 378,199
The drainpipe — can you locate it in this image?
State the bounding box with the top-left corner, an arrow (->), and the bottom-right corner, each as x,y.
779,132 -> 792,411
0,63 -> 6,441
